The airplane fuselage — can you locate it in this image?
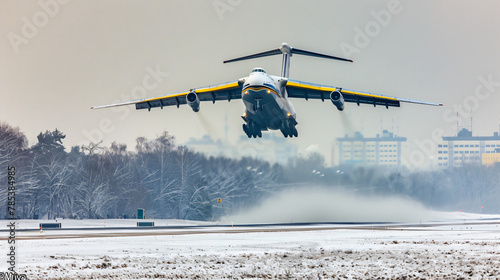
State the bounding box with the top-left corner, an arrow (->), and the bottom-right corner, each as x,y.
241,68 -> 298,138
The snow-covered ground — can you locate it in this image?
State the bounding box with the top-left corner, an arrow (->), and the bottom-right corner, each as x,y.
1,215 -> 499,279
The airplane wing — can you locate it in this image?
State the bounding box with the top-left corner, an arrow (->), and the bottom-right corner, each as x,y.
91,80 -> 243,111
286,79 -> 443,108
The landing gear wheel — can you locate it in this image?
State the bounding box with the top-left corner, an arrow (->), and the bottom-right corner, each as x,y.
244,121 -> 262,138
243,124 -> 251,138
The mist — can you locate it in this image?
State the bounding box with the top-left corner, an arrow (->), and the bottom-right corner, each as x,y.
196,110 -> 222,138
339,111 -> 355,136
228,186 -> 446,224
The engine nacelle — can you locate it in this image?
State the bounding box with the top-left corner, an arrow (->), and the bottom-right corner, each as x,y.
330,90 -> 345,111
186,91 -> 200,112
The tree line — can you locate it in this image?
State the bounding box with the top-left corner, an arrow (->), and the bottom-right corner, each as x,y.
0,121 -> 498,221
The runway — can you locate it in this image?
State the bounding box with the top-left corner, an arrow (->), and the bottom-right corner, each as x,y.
2,218 -> 499,240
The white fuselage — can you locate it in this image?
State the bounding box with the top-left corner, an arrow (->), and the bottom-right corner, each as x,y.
241,69 -> 296,131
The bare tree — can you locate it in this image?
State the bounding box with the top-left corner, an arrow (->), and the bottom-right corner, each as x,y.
81,141 -> 104,156
73,154 -> 116,219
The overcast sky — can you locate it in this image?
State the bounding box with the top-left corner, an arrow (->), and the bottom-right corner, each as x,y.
1,0 -> 500,168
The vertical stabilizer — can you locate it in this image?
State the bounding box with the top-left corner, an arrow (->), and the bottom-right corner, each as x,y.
279,43 -> 292,78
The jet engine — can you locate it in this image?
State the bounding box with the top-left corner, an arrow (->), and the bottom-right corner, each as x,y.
330,90 -> 344,111
186,91 -> 200,112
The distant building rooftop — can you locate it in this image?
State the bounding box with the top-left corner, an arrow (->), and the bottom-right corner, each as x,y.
442,128 -> 500,141
337,130 -> 407,142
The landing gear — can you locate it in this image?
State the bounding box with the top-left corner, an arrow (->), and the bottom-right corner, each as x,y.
243,122 -> 262,138
243,124 -> 249,137
280,118 -> 298,138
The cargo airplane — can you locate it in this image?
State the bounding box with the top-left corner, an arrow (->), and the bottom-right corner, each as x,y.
92,43 -> 442,138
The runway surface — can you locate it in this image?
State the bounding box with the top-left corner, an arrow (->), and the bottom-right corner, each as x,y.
2,218 -> 499,240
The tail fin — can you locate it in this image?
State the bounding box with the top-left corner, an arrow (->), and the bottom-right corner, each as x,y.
223,43 -> 352,78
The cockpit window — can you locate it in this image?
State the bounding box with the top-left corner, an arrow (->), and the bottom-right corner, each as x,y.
251,68 -> 266,73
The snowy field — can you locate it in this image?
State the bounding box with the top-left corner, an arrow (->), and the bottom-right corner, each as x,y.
1,216 -> 499,279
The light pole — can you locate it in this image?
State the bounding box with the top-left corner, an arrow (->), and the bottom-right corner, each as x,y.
336,169 -> 344,187
312,170 -> 323,184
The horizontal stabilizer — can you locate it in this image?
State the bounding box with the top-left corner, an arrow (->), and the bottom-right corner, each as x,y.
291,48 -> 353,63
224,49 -> 282,64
